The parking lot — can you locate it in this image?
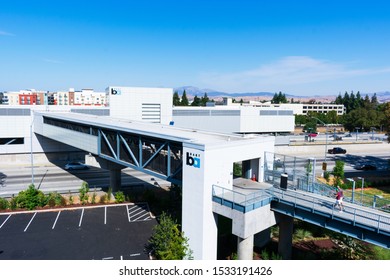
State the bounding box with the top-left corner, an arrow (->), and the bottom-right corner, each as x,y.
0,203 -> 156,260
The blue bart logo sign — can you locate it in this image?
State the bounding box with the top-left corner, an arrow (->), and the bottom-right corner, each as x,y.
186,152 -> 201,168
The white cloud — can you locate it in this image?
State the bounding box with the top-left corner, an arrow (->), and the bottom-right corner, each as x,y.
0,30 -> 15,36
199,56 -> 390,93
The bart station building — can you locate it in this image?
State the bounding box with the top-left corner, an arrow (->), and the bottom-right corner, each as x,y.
0,86 -> 299,259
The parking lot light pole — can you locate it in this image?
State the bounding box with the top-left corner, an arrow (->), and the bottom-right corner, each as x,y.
311,117 -> 328,162
30,113 -> 35,186
355,127 -> 360,142
346,178 -> 356,203
357,176 -> 364,204
370,127 -> 375,140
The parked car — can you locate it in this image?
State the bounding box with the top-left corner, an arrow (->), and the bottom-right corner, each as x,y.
327,147 -> 347,154
355,164 -> 377,171
64,162 -> 89,170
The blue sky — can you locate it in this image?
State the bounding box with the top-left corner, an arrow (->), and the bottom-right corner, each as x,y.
1,0 -> 390,95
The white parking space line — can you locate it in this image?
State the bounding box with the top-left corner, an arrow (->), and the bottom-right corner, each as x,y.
104,206 -> 107,225
24,212 -> 37,232
0,214 -> 11,229
130,253 -> 141,257
126,205 -> 131,222
127,203 -> 153,223
102,257 -> 113,260
52,211 -> 61,229
132,212 -> 150,222
130,209 -> 144,217
79,208 -> 84,227
129,207 -> 143,215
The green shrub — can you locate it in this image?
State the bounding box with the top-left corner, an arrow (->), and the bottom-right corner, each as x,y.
47,192 -> 66,207
107,187 -> 112,201
0,197 -> 9,210
14,184 -> 47,210
10,196 -> 17,210
324,171 -> 330,182
79,182 -> 90,205
99,194 -> 107,204
115,191 -> 125,203
148,212 -> 192,260
91,191 -> 96,204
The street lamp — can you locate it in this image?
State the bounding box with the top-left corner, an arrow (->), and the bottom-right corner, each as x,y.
370,127 -> 376,140
355,127 -> 360,142
346,178 -> 356,203
357,176 -> 364,204
30,112 -> 35,186
311,117 -> 328,163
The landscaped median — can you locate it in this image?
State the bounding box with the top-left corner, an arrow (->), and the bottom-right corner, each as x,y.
0,182 -> 125,212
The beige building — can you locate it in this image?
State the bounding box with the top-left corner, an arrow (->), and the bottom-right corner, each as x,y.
223,98 -> 346,115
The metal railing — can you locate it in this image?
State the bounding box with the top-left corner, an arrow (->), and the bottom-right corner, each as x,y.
212,185 -> 273,213
267,186 -> 390,235
264,151 -> 390,213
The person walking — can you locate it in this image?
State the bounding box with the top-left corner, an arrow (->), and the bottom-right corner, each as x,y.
334,186 -> 344,212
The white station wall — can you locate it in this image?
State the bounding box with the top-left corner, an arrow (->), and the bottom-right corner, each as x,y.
182,136 -> 275,260
173,107 -> 294,134
108,86 -> 173,125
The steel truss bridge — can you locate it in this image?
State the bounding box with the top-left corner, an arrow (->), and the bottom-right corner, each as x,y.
41,115 -> 184,184
213,152 -> 390,249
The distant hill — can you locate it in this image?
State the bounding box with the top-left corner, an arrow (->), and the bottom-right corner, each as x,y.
174,86 -> 390,103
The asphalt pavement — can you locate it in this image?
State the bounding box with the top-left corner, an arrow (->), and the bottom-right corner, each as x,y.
0,203 -> 156,260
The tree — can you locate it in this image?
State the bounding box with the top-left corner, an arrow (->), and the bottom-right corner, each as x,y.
200,93 -> 210,106
191,95 -> 201,106
371,93 -> 378,106
335,93 -> 343,105
271,92 -> 287,104
295,114 -> 308,126
383,102 -> 390,143
148,212 -> 192,260
326,110 -> 338,124
180,90 -> 189,106
343,107 -> 384,132
332,160 -> 345,187
362,94 -> 372,110
172,91 -> 180,106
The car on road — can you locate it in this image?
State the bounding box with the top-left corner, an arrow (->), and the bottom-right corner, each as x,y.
328,147 -> 347,154
355,164 -> 377,171
64,162 -> 89,170
329,135 -> 343,141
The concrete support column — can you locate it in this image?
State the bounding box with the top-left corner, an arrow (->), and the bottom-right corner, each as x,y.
109,168 -> 122,193
90,156 -> 125,193
278,215 -> 294,260
237,235 -> 254,260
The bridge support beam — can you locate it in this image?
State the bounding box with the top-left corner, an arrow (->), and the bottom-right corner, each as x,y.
237,235 -> 254,260
277,214 -> 294,259
88,156 -> 125,192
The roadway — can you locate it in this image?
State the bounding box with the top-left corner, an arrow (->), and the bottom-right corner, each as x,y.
1,142 -> 388,197
0,164 -> 171,198
274,141 -> 390,179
